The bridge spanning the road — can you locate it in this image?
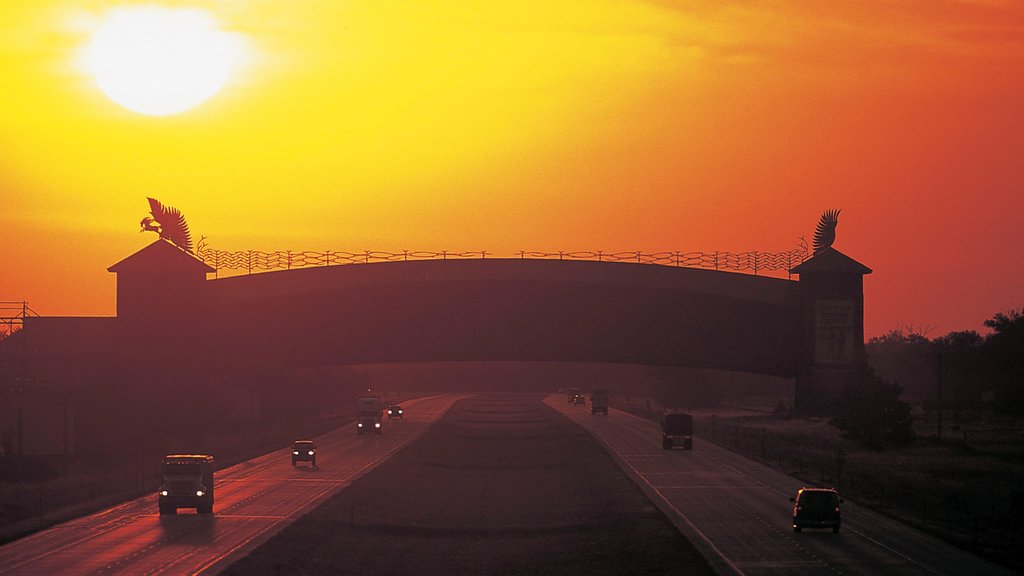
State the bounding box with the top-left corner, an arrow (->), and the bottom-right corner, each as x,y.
7,235 -> 871,414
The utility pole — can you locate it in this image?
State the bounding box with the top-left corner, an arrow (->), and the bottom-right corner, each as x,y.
936,351 -> 943,441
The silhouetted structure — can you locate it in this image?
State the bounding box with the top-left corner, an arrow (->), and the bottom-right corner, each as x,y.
790,247 -> 872,413
3,228 -> 871,417
813,209 -> 840,254
140,197 -> 194,253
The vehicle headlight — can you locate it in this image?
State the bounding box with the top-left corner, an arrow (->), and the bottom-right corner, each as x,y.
357,422 -> 363,427
160,490 -> 168,496
375,422 -> 381,428
292,450 -> 299,455
308,450 -> 315,455
196,490 -> 205,497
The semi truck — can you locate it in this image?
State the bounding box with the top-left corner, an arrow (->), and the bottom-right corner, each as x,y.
661,412 -> 693,450
158,454 -> 215,514
356,395 -> 383,435
591,389 -> 609,415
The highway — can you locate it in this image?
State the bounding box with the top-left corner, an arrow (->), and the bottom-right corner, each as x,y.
546,395 -> 1015,576
0,395 -> 463,576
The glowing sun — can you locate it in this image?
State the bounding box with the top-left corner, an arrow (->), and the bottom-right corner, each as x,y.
86,6 -> 237,116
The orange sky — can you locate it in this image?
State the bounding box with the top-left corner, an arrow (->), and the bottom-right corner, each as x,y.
1,1 -> 1022,340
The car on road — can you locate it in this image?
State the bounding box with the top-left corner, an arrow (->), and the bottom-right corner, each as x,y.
387,404 -> 404,419
291,440 -> 317,467
572,393 -> 586,406
791,487 -> 843,533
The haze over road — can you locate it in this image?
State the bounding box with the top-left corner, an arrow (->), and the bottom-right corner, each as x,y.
0,395 -> 463,576
547,396 -> 1015,576
1,393 -> 1015,575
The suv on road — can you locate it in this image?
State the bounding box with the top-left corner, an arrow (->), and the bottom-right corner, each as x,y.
291,440 -> 317,467
791,487 -> 843,533
386,404 -> 404,419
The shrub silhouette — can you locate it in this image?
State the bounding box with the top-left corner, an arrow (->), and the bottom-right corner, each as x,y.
832,366 -> 914,450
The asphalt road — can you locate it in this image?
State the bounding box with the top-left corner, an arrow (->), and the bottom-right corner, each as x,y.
221,393 -> 714,576
546,395 -> 1016,576
0,395 -> 463,576
2,393 -> 1015,576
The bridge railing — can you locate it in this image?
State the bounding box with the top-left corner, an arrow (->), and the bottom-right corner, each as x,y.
0,301 -> 38,338
195,246 -> 809,279
515,250 -> 808,274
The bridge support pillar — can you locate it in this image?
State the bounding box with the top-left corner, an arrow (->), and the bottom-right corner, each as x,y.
791,249 -> 872,416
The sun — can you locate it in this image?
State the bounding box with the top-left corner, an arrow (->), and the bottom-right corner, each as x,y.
85,6 -> 237,116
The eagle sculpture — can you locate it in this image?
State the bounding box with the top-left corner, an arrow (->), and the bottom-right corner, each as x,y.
813,209 -> 840,254
140,197 -> 193,253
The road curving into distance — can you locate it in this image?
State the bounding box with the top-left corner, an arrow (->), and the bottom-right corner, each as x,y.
546,395 -> 1015,576
0,395 -> 464,576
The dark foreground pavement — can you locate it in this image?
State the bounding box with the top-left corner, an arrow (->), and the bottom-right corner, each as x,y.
222,393 -> 715,575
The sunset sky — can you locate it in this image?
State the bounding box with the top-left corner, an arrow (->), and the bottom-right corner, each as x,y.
1,1 -> 1021,339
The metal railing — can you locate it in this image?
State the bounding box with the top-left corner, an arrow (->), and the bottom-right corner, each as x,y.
195,244 -> 809,279
0,301 -> 38,339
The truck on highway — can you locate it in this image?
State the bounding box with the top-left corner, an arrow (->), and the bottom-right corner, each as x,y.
158,454 -> 215,514
357,395 -> 383,435
661,412 -> 693,450
591,388 -> 609,415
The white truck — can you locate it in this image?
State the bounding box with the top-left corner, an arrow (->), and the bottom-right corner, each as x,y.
356,395 -> 383,435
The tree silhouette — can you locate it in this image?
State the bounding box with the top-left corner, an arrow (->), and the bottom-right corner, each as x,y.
933,330 -> 985,411
983,308 -> 1024,414
832,366 -> 914,450
866,327 -> 935,400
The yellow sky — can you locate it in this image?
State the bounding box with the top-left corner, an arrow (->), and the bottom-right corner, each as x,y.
2,0 -> 1023,338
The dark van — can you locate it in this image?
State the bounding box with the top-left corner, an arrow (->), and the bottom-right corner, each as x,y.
791,487 -> 843,533
661,413 -> 693,450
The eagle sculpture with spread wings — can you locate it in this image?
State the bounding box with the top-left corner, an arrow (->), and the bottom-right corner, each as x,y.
140,197 -> 193,253
813,209 -> 840,254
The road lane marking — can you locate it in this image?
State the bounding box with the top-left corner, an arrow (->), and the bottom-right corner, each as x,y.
190,395 -> 468,576
548,400 -> 746,576
561,399 -> 953,576
692,436 -> 945,575
733,560 -> 827,567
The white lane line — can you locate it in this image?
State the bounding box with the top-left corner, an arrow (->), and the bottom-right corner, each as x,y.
695,443 -> 944,575
734,561 -> 826,567
552,403 -> 745,576
136,514 -> 288,520
190,395 -> 467,576
217,478 -> 347,484
0,512 -> 150,575
840,524 -> 942,575
647,481 -> 770,485
602,444 -> 745,575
